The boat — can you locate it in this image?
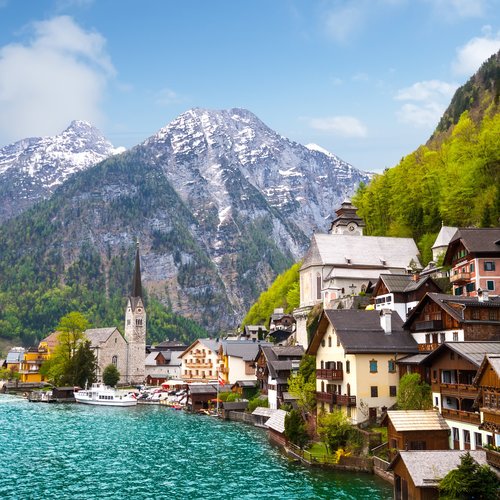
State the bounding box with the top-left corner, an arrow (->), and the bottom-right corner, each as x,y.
74,383 -> 137,407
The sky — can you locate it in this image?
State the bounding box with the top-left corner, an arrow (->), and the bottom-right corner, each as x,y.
0,0 -> 499,172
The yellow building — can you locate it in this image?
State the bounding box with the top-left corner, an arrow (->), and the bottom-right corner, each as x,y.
307,309 -> 418,425
16,332 -> 60,383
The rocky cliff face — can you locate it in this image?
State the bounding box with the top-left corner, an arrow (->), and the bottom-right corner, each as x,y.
0,121 -> 124,221
0,108 -> 370,333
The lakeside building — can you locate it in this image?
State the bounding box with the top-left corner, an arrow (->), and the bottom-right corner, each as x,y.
444,227 -> 500,298
384,410 -> 450,462
389,450 -> 492,500
180,338 -> 221,383
307,309 -> 418,425
255,345 -> 304,409
294,200 -> 422,348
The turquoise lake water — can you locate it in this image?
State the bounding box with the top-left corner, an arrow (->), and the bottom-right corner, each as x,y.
0,395 -> 392,499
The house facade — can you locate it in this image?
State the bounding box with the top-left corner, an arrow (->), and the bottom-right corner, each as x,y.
444,228 -> 500,298
307,309 -> 418,424
255,345 -> 304,409
404,293 -> 500,352
180,339 -> 220,383
372,274 -> 442,321
217,340 -> 267,385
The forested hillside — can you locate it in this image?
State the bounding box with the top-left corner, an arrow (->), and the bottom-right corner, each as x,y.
353,51 -> 500,264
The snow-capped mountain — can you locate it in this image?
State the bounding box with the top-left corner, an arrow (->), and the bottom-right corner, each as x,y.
145,108 -> 370,237
0,121 -> 124,221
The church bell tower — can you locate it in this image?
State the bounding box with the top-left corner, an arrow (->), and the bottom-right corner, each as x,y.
125,242 -> 146,384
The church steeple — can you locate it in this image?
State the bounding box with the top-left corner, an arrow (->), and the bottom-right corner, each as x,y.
131,242 -> 143,299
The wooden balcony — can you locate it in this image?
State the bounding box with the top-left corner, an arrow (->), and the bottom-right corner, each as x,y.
450,272 -> 470,284
317,391 -> 335,403
481,407 -> 500,426
335,394 -> 357,407
486,449 -> 500,469
440,383 -> 478,397
414,320 -> 443,332
317,369 -> 343,381
418,342 -> 440,352
185,361 -> 213,368
441,408 -> 481,424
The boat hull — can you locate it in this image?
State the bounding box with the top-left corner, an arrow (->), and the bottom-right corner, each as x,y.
74,397 -> 137,407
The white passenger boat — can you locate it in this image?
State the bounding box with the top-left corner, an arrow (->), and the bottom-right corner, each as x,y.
74,383 -> 137,407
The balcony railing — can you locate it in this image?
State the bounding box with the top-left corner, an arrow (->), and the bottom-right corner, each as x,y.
317,369 -> 343,381
440,383 -> 478,396
335,394 -> 357,407
418,343 -> 440,352
441,408 -> 481,424
450,272 -> 471,284
317,391 -> 335,403
185,361 -> 213,368
414,320 -> 443,332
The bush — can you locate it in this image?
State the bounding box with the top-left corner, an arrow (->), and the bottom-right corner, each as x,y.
247,395 -> 269,413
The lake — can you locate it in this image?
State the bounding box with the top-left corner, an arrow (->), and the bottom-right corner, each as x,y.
0,396 -> 392,499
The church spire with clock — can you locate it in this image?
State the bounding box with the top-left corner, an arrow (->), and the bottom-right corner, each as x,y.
124,242 -> 146,384
329,199 -> 365,235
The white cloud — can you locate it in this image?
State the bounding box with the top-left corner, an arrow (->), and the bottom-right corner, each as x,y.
155,87 -> 182,106
0,16 -> 114,144
395,80 -> 458,101
452,28 -> 500,76
395,80 -> 458,128
307,116 -> 368,138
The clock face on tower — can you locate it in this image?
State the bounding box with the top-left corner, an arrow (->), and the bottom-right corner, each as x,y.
348,224 -> 356,232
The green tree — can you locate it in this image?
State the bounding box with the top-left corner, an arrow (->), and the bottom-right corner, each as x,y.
41,311 -> 90,385
317,410 -> 353,454
72,340 -> 97,388
439,451 -> 500,499
397,373 -> 432,410
102,363 -> 120,387
247,395 -> 269,413
284,409 -> 309,448
288,354 -> 316,415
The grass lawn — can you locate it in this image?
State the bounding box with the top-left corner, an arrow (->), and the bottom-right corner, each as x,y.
307,441 -> 329,456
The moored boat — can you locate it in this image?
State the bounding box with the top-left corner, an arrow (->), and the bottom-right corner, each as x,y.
74,383 -> 137,407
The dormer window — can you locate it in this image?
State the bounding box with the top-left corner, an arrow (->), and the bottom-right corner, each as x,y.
345,257 -> 351,264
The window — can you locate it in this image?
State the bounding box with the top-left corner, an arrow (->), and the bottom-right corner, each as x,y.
440,333 -> 446,344
489,310 -> 498,321
136,318 -> 143,326
316,273 -> 322,300
346,361 -> 350,374
112,355 -> 117,367
455,286 -> 463,296
371,386 -> 378,397
463,430 -> 470,444
369,360 -> 378,373
410,441 -> 426,450
127,319 -> 131,326
321,339 -> 325,347
388,360 -> 396,373
466,282 -> 475,293
452,427 -> 459,442
471,309 -> 480,320
487,280 -> 495,291
328,336 -> 332,348
470,262 -> 475,273
390,386 -> 397,397
453,331 -> 459,341
425,333 -> 431,344
484,261 -> 496,271
475,432 -> 482,448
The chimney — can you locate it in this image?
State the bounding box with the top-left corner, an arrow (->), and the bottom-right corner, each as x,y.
412,272 -> 420,282
380,309 -> 392,334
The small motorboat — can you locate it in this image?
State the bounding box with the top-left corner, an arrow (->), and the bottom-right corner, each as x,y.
74,383 -> 137,407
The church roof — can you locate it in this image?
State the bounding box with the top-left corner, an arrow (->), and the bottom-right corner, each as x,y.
131,243 -> 143,299
300,233 -> 421,271
431,226 -> 457,250
85,328 -> 121,347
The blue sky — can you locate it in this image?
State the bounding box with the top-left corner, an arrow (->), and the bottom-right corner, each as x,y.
0,0 -> 498,172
